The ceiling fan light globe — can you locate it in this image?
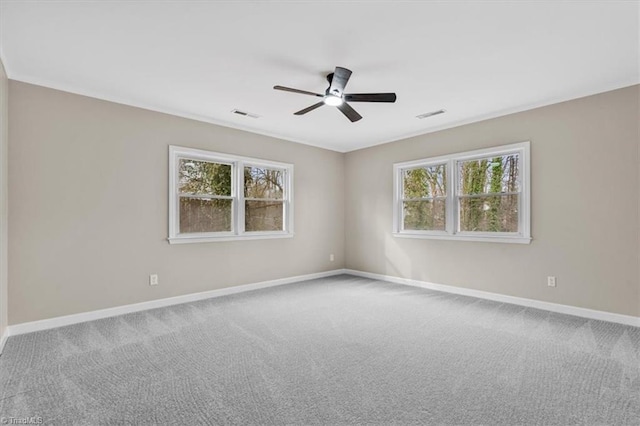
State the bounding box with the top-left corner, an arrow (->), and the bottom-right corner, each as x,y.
324,95 -> 343,106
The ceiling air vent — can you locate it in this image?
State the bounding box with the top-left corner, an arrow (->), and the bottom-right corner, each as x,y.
416,109 -> 446,119
231,109 -> 260,119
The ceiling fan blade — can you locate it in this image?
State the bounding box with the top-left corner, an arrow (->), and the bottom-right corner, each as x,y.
274,85 -> 323,97
328,67 -> 352,95
294,102 -> 325,115
337,102 -> 362,122
344,93 -> 397,103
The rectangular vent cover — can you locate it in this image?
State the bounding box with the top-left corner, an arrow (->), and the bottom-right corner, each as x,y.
416,109 -> 446,119
232,109 -> 260,119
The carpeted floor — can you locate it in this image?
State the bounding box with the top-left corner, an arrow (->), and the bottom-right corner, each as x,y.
0,275 -> 638,425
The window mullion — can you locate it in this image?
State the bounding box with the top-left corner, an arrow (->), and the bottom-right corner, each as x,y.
172,155 -> 179,238
396,168 -> 403,232
401,196 -> 447,202
179,194 -> 234,200
236,161 -> 245,235
517,152 -> 522,236
245,197 -> 285,202
457,191 -> 520,199
283,169 -> 289,233
288,168 -> 294,234
446,159 -> 456,235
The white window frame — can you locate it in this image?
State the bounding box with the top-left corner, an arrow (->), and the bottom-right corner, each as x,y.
168,145 -> 294,244
393,141 -> 531,244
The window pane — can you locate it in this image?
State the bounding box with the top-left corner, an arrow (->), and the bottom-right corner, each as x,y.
459,194 -> 518,232
403,199 -> 446,231
458,154 -> 519,195
244,166 -> 284,199
179,198 -> 232,233
245,200 -> 283,232
403,164 -> 446,199
179,159 -> 232,196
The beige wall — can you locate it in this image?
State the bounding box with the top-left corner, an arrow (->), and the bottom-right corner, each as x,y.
7,81 -> 639,325
0,60 -> 7,338
345,85 -> 640,317
8,81 -> 345,324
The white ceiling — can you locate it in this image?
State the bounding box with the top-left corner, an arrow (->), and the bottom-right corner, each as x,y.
1,1 -> 638,152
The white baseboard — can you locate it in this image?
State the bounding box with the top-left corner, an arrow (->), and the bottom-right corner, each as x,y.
0,328 -> 8,354
4,267 -> 636,346
344,269 -> 640,328
6,269 -> 348,338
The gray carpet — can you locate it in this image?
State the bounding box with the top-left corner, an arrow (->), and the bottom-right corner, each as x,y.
1,275 -> 638,425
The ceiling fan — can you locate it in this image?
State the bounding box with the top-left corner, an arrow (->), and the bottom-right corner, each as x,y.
274,66 -> 397,122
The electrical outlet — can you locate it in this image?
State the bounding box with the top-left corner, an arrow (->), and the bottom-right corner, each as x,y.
329,254 -> 335,262
149,274 -> 159,286
547,276 -> 556,287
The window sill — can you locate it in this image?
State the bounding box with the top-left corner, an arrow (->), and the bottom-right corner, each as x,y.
392,232 -> 531,244
168,232 -> 294,244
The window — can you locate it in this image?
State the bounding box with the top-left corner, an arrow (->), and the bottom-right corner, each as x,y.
393,141 -> 530,244
402,163 -> 447,232
169,146 -> 293,243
